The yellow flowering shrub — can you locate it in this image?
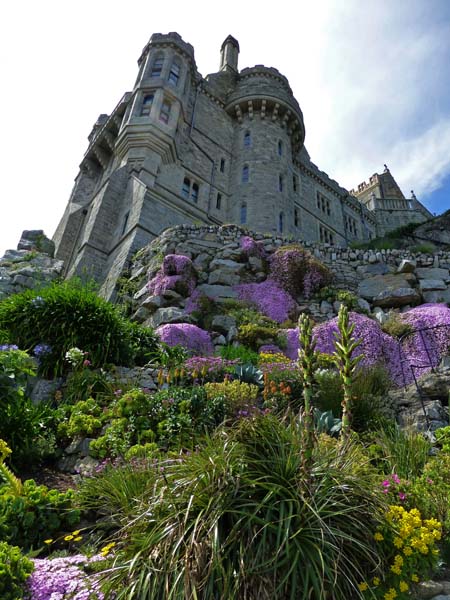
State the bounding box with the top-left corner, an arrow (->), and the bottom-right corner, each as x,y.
359,505 -> 441,599
204,380 -> 259,413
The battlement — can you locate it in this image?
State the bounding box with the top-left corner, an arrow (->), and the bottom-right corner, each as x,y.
350,173 -> 380,196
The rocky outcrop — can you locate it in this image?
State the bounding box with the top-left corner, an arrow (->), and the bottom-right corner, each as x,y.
0,231 -> 64,300
389,366 -> 450,431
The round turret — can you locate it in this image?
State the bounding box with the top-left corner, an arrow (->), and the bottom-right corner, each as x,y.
227,65 -> 304,235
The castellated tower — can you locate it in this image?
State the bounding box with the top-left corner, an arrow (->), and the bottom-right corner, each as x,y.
53,32 -> 429,299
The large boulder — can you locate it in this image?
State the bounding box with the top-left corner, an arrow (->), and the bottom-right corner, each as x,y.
373,287 -> 422,308
358,273 -> 413,301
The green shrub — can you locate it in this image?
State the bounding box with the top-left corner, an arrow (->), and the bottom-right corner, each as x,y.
237,323 -> 285,350
0,479 -> 80,550
435,425 -> 450,452
57,398 -> 108,441
204,380 -> 259,413
220,344 -> 259,365
410,243 -> 436,254
367,424 -> 431,479
125,442 -> 158,461
90,386 -> 223,459
101,416 -> 385,599
0,348 -> 57,469
381,311 -> 414,338
0,541 -> 34,599
0,280 -> 159,376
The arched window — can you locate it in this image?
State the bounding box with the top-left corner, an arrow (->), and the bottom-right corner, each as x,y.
240,203 -> 247,224
150,54 -> 164,78
140,94 -> 154,116
244,131 -> 251,148
278,140 -> 283,156
293,174 -> 298,192
159,100 -> 171,124
216,193 -> 222,210
191,183 -> 199,203
168,59 -> 181,86
182,178 -> 190,199
220,158 -> 225,173
278,174 -> 283,192
279,212 -> 284,233
294,209 -> 299,227
242,165 -> 249,183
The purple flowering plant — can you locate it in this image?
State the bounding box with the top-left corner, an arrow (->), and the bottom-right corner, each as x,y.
156,323 -> 214,356
27,554 -> 106,600
147,254 -> 197,297
235,279 -> 297,323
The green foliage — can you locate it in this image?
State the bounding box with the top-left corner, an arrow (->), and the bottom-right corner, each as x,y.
233,363 -> 264,387
189,294 -> 218,330
90,386 -> 222,459
334,305 -> 362,439
0,479 -> 80,550
410,243 -> 436,254
313,409 -> 342,436
204,380 -> 259,413
0,280 -> 159,376
0,349 -> 57,469
435,426 -> 450,452
152,342 -> 188,368
57,398 -> 108,441
62,366 -> 115,405
0,541 -> 34,600
381,312 -> 414,339
219,344 -> 259,365
367,425 -> 431,479
336,289 -> 359,310
124,442 -> 158,462
237,322 -> 285,351
100,417 -> 385,599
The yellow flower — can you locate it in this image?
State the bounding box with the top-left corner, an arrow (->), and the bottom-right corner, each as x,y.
373,577 -> 381,586
64,535 -> 74,541
399,581 -> 409,593
72,530 -> 81,536
74,536 -> 82,542
390,565 -> 402,575
403,546 -> 413,556
384,588 -> 397,600
411,574 -> 419,583
374,532 -> 384,541
44,539 -> 53,545
393,537 -> 403,549
358,582 -> 369,592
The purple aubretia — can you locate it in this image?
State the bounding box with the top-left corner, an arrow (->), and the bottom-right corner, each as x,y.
27,554 -> 105,600
235,279 -> 297,323
147,254 -> 196,297
156,323 -> 214,356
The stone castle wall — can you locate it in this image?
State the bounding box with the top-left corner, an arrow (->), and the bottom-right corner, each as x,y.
127,224 -> 450,331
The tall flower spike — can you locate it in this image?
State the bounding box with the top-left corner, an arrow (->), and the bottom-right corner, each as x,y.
333,305 -> 362,441
298,313 -> 319,478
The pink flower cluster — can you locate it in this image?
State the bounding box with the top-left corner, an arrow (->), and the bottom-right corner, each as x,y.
399,303 -> 450,381
27,554 -> 105,600
235,279 -> 297,323
147,254 -> 196,297
156,323 -> 214,356
281,304 -> 450,387
240,236 -> 266,258
269,246 -> 332,298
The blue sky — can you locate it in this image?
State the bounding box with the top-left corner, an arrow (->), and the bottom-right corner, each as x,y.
1,0 -> 449,257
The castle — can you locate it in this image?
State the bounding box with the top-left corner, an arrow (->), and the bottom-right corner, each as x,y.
53,32 -> 433,299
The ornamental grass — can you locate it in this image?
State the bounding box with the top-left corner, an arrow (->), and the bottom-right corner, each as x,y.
99,416 -> 385,600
